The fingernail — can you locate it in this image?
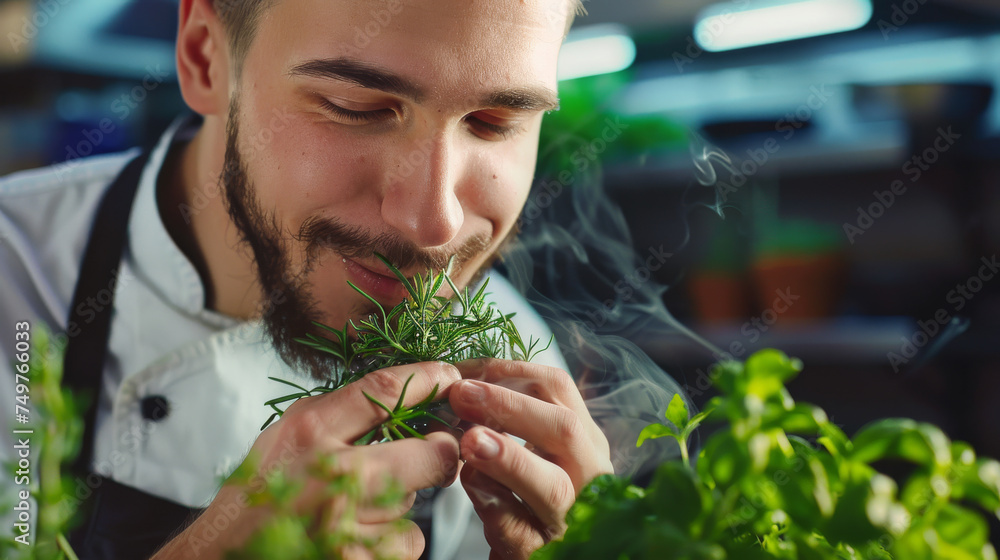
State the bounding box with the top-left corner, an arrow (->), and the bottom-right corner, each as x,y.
461,380 -> 486,404
443,457 -> 460,487
456,358 -> 489,370
474,430 -> 499,460
436,362 -> 460,378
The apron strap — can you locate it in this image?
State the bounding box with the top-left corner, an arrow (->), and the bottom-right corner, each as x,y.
62,152 -> 205,559
63,152 -> 148,478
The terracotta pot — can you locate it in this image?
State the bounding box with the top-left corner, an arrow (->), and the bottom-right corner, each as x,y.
689,273 -> 750,324
751,254 -> 846,323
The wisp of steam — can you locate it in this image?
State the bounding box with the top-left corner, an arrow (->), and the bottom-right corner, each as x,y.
497,130 -> 738,479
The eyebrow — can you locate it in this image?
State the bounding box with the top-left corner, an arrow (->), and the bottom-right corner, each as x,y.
484,88 -> 561,112
288,57 -> 560,112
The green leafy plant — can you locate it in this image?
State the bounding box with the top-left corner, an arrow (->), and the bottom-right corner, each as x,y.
1,325 -> 84,560
222,452 -> 407,560
535,349 -> 1000,560
637,393 -> 711,469
261,254 -> 550,443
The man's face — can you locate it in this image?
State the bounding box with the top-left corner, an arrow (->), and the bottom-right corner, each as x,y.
219,0 -> 569,377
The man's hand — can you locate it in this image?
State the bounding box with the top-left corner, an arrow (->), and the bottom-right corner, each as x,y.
448,359 -> 614,559
152,362 -> 462,560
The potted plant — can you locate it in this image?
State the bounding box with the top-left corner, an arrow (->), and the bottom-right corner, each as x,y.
690,217 -> 752,324
750,184 -> 846,323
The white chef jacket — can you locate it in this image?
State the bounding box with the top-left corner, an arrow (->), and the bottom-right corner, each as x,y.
0,115 -> 569,559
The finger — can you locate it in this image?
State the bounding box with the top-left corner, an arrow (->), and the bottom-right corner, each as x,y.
358,519 -> 425,560
309,488 -> 418,528
449,379 -> 611,485
299,431 -> 459,525
462,465 -> 550,558
283,361 -> 462,443
355,491 -> 416,524
331,519 -> 425,560
346,432 -> 461,500
455,359 -> 607,451
303,477 -> 414,533
455,359 -> 588,417
461,426 -> 574,531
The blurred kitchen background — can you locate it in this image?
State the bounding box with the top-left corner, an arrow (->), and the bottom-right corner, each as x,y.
1,0 -> 999,482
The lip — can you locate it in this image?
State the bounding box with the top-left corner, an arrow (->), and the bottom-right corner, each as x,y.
342,257 -> 409,303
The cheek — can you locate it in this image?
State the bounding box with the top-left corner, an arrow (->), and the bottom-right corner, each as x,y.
464,140 -> 538,233
238,101 -> 385,219
278,127 -> 372,205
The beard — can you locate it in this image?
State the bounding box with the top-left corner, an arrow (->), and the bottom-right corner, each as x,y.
219,98 -> 511,380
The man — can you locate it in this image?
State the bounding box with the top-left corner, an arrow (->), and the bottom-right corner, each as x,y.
0,0 -> 616,558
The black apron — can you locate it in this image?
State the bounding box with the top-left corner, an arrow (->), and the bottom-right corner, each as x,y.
61,152 -> 434,559
63,152 -> 202,559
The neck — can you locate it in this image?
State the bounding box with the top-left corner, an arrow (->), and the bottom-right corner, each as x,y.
157,115 -> 261,320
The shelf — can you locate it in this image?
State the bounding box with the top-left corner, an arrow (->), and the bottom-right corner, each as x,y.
635,316 -> 918,366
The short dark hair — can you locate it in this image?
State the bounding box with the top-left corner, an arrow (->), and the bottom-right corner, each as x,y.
211,0 -> 584,76
211,0 -> 275,77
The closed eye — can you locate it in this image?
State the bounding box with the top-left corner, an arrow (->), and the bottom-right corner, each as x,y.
319,98 -> 396,123
466,112 -> 523,141
319,97 -> 523,139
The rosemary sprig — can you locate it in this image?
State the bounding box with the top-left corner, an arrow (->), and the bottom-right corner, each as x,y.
262,254 -> 551,442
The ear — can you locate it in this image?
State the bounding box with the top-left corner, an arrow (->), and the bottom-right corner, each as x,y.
176,0 -> 231,116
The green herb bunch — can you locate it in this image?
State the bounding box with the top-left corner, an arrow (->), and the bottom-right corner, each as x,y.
535,349 -> 1000,560
235,257 -> 549,558
262,255 -> 550,443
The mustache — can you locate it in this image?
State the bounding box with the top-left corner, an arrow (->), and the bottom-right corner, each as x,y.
295,217 -> 493,275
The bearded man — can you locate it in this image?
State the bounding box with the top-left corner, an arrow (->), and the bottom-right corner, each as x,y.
0,1 -> 626,558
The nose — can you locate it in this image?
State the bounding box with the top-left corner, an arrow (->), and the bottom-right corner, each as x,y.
381,135 -> 465,249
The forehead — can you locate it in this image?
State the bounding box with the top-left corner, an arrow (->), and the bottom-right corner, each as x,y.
249,0 -> 570,98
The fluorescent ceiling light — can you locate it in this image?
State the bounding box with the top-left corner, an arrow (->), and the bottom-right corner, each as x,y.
695,0 -> 873,52
558,24 -> 637,81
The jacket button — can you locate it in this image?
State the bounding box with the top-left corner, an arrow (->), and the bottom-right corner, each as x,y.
141,395 -> 170,421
